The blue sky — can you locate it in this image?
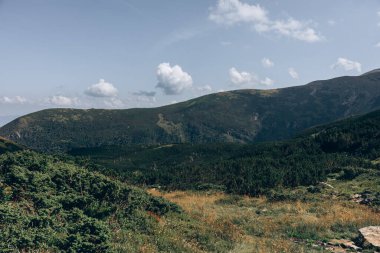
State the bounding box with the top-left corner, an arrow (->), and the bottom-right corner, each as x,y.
1,0 -> 380,124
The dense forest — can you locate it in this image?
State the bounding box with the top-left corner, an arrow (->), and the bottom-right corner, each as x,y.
70,110 -> 380,196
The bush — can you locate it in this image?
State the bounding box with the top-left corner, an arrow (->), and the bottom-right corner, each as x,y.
338,167 -> 366,180
0,151 -> 184,252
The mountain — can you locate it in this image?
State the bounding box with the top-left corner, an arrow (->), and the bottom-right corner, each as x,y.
2,71 -> 380,151
361,68 -> 380,76
69,108 -> 380,196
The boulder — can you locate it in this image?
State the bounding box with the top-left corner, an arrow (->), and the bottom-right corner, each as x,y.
357,226 -> 380,249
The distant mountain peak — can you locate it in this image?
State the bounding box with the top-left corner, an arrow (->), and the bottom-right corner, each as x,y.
361,68 -> 380,76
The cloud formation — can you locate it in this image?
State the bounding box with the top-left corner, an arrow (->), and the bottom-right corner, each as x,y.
260,77 -> 274,86
156,63 -> 193,95
0,96 -> 27,104
261,58 -> 274,68
288,68 -> 299,79
331,58 -> 362,73
85,79 -> 118,97
229,67 -> 256,85
229,67 -> 273,86
103,97 -> 125,108
49,95 -> 78,106
197,85 -> 213,93
209,0 -> 322,42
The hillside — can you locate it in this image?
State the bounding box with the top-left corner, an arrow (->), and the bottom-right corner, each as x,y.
2,72 -> 380,151
0,150 -> 237,252
0,136 -> 23,154
69,109 -> 380,196
0,112 -> 379,252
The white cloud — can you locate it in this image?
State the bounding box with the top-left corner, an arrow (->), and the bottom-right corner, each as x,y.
135,95 -> 157,104
271,19 -> 321,42
375,42 -> 380,48
331,58 -> 362,73
156,63 -> 193,95
288,68 -> 299,79
49,95 -> 78,107
0,96 -> 27,104
197,85 -> 213,93
209,0 -> 268,25
229,67 -> 273,87
261,58 -> 274,68
229,67 -> 256,85
104,97 -> 125,108
209,0 -> 322,43
85,79 -> 118,97
260,77 -> 274,86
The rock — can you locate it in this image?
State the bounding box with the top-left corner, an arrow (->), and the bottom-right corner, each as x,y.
360,198 -> 374,205
357,226 -> 380,249
328,239 -> 361,251
319,182 -> 334,189
351,192 -> 380,206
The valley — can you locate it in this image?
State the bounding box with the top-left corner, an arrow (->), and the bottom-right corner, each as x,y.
2,1 -> 380,252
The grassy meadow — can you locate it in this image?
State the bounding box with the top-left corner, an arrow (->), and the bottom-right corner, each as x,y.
148,170 -> 380,253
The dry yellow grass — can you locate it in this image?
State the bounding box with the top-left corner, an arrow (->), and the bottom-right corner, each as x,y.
147,189 -> 380,253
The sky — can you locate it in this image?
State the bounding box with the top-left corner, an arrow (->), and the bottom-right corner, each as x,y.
1,0 -> 380,125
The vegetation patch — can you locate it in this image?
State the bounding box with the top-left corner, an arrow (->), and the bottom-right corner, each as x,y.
0,151 -> 236,252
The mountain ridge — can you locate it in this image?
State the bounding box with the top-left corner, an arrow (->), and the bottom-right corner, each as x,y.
1,71 -> 380,152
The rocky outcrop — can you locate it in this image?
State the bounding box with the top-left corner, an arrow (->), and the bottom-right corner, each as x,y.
351,191 -> 380,207
357,226 -> 380,250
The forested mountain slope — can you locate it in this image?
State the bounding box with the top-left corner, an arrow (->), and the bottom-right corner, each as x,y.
70,109 -> 380,195
2,71 -> 380,152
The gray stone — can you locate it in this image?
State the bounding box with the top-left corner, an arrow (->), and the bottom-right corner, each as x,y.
358,226 -> 380,249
